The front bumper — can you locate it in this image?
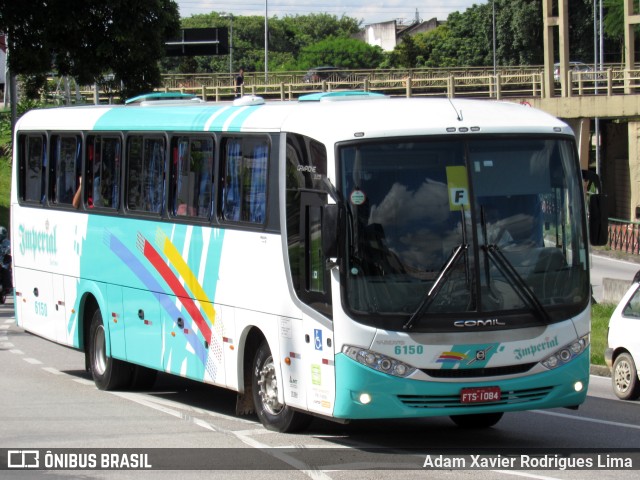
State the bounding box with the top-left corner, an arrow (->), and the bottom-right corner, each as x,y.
333,350 -> 590,419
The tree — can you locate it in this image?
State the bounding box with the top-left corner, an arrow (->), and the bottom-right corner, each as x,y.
403,0 -> 597,68
0,0 -> 180,101
174,12 -> 363,75
297,37 -> 384,69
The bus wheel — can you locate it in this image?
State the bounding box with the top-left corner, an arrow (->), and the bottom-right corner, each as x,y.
89,308 -> 131,390
612,353 -> 640,400
252,340 -> 311,433
450,412 -> 503,428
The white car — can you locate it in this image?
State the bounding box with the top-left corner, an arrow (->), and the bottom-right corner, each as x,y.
605,271 -> 640,400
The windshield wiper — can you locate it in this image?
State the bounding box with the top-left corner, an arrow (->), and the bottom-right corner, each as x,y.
403,243 -> 467,330
483,244 -> 552,324
403,207 -> 471,330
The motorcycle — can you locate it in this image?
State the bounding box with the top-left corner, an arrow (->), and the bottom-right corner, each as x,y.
0,232 -> 11,305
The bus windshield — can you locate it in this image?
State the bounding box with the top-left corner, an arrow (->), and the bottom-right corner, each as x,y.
338,136 -> 589,331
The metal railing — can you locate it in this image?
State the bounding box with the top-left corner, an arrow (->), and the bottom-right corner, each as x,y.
51,64 -> 640,104
608,218 -> 640,255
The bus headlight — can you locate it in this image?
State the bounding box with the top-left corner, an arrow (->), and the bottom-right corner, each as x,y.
540,334 -> 589,370
342,345 -> 417,377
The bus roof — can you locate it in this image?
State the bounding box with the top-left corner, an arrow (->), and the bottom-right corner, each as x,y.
15,96 -> 572,142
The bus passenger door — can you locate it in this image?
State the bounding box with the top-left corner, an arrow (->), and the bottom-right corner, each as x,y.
303,315 -> 336,416
122,288 -> 163,370
299,192 -> 336,416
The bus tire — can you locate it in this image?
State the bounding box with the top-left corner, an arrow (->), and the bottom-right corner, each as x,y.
450,412 -> 503,428
88,308 -> 132,390
252,340 -> 311,433
612,352 -> 640,400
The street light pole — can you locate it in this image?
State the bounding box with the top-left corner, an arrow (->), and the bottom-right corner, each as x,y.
492,0 -> 496,76
265,0 -> 268,82
229,15 -> 233,78
221,14 -> 233,82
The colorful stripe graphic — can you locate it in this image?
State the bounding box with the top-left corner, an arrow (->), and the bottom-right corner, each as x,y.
437,352 -> 468,363
139,234 -> 213,343
155,228 -> 216,325
106,232 -> 207,364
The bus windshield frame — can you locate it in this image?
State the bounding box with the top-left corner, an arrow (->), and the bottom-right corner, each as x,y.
337,134 -> 589,333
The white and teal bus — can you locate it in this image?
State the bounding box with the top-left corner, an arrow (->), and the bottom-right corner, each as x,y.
10,92 -> 607,432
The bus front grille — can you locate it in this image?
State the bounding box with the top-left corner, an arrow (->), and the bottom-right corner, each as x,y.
397,386 -> 553,409
421,363 -> 536,378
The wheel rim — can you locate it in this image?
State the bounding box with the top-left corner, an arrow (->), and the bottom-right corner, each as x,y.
614,360 -> 632,393
93,324 -> 107,376
257,355 -> 284,415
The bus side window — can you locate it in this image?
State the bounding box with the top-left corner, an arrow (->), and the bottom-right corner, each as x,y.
126,135 -> 165,214
50,134 -> 81,206
18,134 -> 47,204
221,137 -> 268,224
170,135 -> 214,219
86,135 -> 121,210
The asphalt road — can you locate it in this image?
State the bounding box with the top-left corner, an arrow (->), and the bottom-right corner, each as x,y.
2,295 -> 640,479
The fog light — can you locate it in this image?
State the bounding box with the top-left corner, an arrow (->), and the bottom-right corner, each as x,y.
359,393 -> 372,404
574,381 -> 584,392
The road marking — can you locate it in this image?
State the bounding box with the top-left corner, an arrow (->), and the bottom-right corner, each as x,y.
9,348 -> 24,355
4,319 -> 14,324
0,324 -> 10,330
73,379 -> 95,387
535,409 -> 640,430
23,357 -> 42,365
42,367 -> 63,375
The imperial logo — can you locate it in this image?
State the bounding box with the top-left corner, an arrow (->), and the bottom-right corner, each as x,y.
454,319 -> 506,328
19,223 -> 58,259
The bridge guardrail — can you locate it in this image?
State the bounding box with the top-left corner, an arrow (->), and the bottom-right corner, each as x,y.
47,65 -> 640,104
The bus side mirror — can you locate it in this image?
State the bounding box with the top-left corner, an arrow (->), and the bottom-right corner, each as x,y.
322,204 -> 339,259
589,193 -> 608,246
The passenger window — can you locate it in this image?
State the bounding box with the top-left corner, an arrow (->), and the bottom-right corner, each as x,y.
50,135 -> 81,206
86,136 -> 121,210
221,137 -> 268,224
19,134 -> 46,203
170,136 -> 214,218
126,136 -> 165,213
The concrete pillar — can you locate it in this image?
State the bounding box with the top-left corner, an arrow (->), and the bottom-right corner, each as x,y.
564,118 -> 591,170
624,0 -> 640,94
542,0 -> 570,98
629,121 -> 640,220
603,121 -> 630,220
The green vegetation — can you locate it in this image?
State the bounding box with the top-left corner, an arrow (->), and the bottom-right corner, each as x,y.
0,110 -> 11,232
591,302 -> 616,366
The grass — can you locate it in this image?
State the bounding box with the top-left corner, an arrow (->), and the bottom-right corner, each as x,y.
591,302 -> 615,366
0,110 -> 11,232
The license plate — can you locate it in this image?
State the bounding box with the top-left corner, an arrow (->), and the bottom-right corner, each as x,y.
460,386 -> 501,404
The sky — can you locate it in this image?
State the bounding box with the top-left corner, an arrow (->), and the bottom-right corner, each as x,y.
175,1 -> 488,25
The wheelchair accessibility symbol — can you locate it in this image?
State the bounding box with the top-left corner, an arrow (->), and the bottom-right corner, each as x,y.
314,329 -> 323,351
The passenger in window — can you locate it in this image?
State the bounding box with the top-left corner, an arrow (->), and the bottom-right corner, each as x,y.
72,177 -> 82,209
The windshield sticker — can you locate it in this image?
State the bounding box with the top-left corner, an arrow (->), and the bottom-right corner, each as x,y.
350,189 -> 366,205
445,166 -> 469,211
